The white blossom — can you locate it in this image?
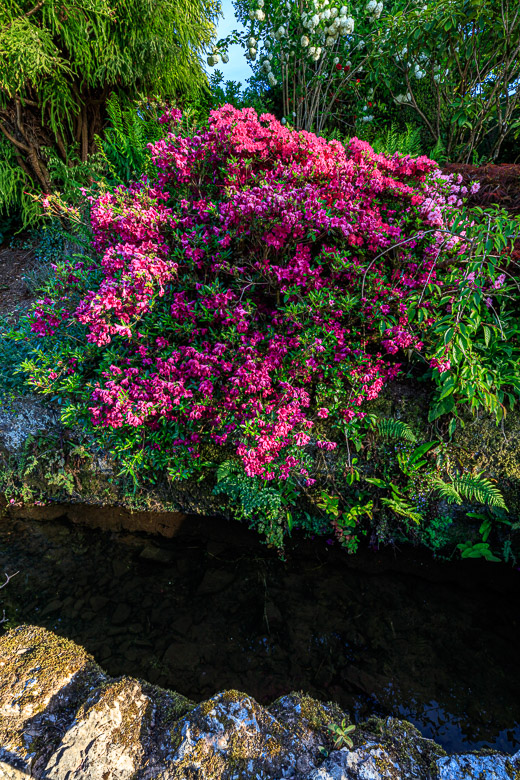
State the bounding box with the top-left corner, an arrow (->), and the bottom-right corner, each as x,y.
333,56 -> 340,64
255,9 -> 265,20
248,10 -> 255,20
258,0 -> 264,6
312,13 -> 320,25
301,35 -> 310,46
281,117 -> 287,125
221,53 -> 229,63
323,8 -> 331,18
366,0 -> 377,12
268,72 -> 277,86
248,37 -> 256,47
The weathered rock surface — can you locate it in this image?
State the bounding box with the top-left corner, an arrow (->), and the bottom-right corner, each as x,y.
0,625 -> 518,780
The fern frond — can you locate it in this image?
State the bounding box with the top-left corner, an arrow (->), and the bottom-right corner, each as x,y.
381,496 -> 423,524
452,474 -> 507,511
431,477 -> 463,504
216,459 -> 237,482
377,418 -> 417,443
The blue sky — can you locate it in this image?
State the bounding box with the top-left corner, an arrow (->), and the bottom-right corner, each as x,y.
206,0 -> 251,85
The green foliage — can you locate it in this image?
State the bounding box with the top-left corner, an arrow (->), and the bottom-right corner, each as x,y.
370,0 -> 520,161
318,491 -> 372,553
327,720 -> 356,750
357,123 -> 450,165
417,511 -> 454,554
420,207 -> 520,424
97,95 -> 166,185
0,0 -> 221,208
186,70 -> 275,120
214,460 -> 288,546
376,418 -> 417,444
457,540 -> 501,562
365,422 -> 511,561
370,124 -> 424,158
0,137 -> 42,234
432,474 -> 507,511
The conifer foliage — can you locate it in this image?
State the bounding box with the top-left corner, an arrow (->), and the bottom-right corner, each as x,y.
0,0 -> 220,193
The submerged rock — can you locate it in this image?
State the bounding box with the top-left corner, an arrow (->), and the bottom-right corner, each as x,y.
0,626 -> 517,779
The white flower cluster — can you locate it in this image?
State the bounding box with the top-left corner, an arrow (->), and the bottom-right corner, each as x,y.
248,0 -> 265,21
246,35 -> 258,60
394,91 -> 412,103
261,47 -> 278,85
366,0 -> 383,20
207,46 -> 221,66
300,0 -> 356,48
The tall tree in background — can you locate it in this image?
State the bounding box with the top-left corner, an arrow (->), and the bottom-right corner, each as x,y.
0,0 -> 220,194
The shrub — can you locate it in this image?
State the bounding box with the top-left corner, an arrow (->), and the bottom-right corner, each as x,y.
13,105 -> 520,545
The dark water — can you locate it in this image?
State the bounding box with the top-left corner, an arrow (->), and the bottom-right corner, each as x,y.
1,513 -> 519,754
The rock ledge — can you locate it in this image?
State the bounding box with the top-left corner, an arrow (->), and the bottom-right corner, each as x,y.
0,626 -> 518,779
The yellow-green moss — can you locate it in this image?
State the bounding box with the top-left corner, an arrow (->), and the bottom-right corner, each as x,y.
0,625 -> 102,756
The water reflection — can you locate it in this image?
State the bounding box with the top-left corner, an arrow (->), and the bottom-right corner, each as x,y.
1,514 -> 519,753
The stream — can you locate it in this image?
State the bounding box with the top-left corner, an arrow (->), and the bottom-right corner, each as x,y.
1,513 -> 519,754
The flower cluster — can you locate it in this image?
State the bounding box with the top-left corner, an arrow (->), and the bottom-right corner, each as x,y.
29,106 -> 481,489
212,0 -> 386,131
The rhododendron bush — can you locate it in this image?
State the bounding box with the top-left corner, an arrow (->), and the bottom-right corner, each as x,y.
19,105 -> 520,546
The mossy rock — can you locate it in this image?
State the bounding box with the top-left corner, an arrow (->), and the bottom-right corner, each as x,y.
0,624 -> 106,775
166,690 -> 319,779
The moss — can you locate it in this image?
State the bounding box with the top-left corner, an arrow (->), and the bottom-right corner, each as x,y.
505,757 -> 520,780
357,716 -> 446,775
73,678 -> 152,751
0,625 -> 103,758
168,738 -> 227,779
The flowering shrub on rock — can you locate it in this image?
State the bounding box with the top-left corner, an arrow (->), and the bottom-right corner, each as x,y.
21,105 -> 520,546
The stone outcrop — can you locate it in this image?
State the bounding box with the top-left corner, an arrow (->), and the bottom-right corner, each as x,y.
0,625 -> 518,780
